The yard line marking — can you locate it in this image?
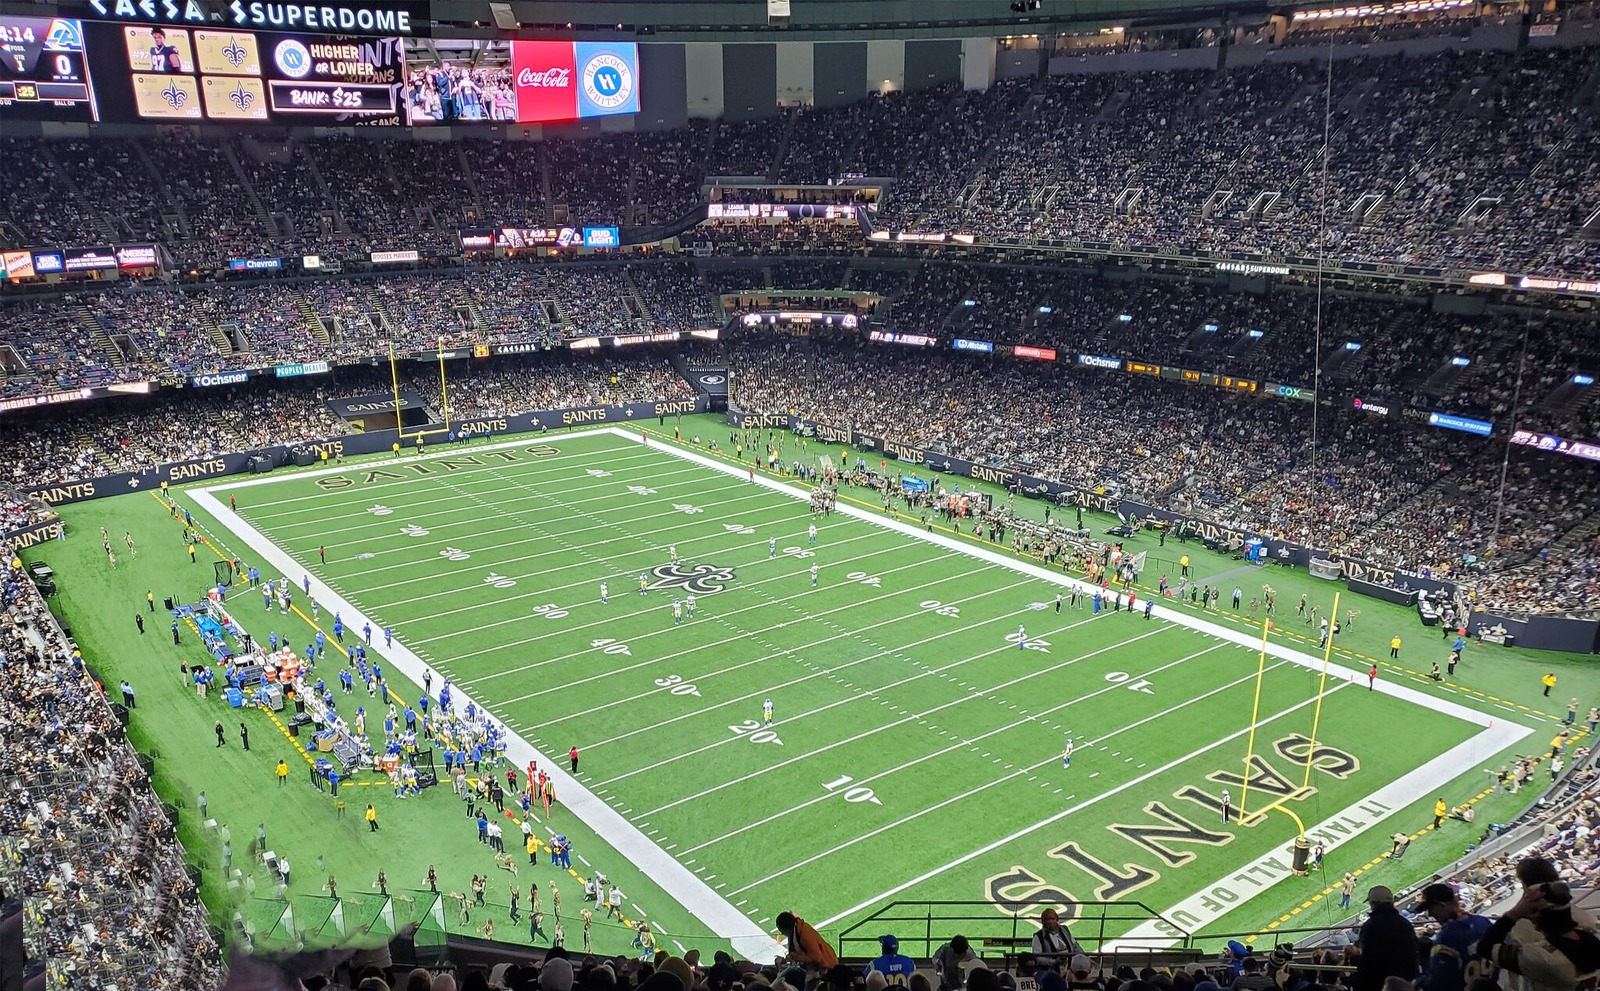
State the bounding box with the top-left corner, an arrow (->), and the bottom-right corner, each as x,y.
255,461 -> 713,534
562,574 -> 1061,739
480,559 -> 1014,698
611,622 -> 1181,791
398,527 -> 897,633
732,658 -> 1290,891
679,642 -> 1235,850
816,682 -> 1346,929
226,435 -> 661,510
188,473 -> 775,961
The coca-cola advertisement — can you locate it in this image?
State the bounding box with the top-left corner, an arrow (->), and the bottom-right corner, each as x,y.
510,40 -> 579,123
403,37 -> 638,126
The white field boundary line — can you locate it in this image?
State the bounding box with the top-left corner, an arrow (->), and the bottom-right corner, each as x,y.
1106,713 -> 1534,949
813,678 -> 1345,927
188,481 -> 778,963
620,429 -> 1546,931
614,428 -> 1510,731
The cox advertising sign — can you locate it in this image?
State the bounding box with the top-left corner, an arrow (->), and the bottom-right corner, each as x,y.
510,41 -> 638,123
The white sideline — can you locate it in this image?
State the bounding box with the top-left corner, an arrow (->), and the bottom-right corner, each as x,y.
195,426 -> 1540,946
1106,713 -> 1532,948
192,428 -> 778,962
607,430 -> 1541,934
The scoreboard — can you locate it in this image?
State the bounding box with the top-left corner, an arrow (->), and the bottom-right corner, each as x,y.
0,17 -> 405,124
0,18 -> 98,122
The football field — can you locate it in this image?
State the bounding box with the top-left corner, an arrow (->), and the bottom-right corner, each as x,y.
188,427 -> 1531,955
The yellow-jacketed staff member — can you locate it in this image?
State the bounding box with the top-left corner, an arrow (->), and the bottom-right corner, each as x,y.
1433,797 -> 1448,827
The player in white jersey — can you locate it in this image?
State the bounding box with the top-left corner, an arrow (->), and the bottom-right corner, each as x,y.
1018,624 -> 1026,649
600,581 -> 608,604
769,536 -> 777,558
672,600 -> 682,625
669,544 -> 677,563
638,572 -> 648,595
808,523 -> 817,544
1062,738 -> 1073,768
763,698 -> 774,726
810,562 -> 819,586
685,593 -> 696,619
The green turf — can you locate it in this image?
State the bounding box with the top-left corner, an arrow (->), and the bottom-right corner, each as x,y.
28,414 -> 1599,961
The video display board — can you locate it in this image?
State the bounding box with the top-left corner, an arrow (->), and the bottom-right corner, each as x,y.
403,39 -> 638,125
90,22 -> 404,123
0,17 -> 98,122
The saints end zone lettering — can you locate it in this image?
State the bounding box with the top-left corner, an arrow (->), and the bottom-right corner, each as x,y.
314,445 -> 560,490
983,736 -> 1357,918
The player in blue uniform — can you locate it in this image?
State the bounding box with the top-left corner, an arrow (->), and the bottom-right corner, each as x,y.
769,537 -> 777,558
1017,624 -> 1026,649
384,626 -> 393,648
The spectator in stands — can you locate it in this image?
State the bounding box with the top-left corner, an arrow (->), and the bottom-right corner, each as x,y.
1030,908 -> 1084,962
1414,882 -> 1493,991
1354,885 -> 1418,991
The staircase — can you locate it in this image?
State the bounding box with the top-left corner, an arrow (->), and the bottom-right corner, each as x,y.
222,138 -> 280,240
295,139 -> 347,234
455,143 -> 488,222
71,303 -> 127,370
197,307 -> 237,359
623,269 -> 656,323
290,288 -> 332,346
767,107 -> 799,183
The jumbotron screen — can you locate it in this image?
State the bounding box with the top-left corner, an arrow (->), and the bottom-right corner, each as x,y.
402,38 -> 639,125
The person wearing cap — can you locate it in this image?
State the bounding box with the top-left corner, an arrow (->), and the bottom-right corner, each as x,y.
1354,886 -> 1419,991
1413,883 -> 1491,991
1031,908 -> 1084,962
868,935 -> 918,986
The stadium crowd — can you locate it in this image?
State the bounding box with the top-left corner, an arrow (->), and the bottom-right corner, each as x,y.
4,31 -> 1600,274
0,543 -> 224,990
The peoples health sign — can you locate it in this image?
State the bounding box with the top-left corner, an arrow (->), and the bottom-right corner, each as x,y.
509,41 -> 639,123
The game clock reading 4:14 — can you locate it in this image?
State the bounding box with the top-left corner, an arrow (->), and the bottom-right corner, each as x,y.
0,17 -> 98,121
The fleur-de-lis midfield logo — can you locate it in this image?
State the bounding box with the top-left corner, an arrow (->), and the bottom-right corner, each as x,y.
222,37 -> 249,68
228,82 -> 253,112
644,563 -> 736,596
161,82 -> 187,109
